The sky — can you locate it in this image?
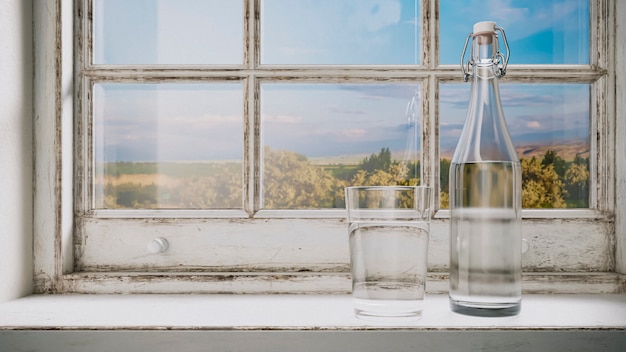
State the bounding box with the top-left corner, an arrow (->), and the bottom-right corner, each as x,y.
93,0 -> 590,163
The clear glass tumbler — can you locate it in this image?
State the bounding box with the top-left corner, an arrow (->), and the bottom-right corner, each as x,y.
345,186 -> 432,321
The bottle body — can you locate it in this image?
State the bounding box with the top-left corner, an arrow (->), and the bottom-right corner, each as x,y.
449,22 -> 522,316
449,161 -> 522,316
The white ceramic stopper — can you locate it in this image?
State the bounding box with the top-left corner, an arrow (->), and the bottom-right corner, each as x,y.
473,21 -> 496,35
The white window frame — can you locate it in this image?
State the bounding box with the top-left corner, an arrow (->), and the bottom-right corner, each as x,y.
33,0 -> 625,294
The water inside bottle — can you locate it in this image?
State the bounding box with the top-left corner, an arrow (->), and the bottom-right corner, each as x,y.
449,161 -> 522,315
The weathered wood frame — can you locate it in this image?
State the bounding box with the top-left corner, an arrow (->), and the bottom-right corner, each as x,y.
33,0 -> 625,294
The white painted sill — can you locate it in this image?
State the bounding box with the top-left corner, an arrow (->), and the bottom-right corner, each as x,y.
1,294 -> 625,351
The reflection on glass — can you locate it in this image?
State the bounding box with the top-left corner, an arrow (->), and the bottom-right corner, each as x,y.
261,83 -> 421,209
93,0 -> 243,65
93,83 -> 244,209
440,0 -> 589,64
261,0 -> 420,65
439,83 -> 590,208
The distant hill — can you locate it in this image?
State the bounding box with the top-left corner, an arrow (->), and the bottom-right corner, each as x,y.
310,141 -> 589,165
441,141 -> 589,161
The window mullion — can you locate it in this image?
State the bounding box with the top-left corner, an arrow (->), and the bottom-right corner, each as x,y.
426,75 -> 439,209
247,76 -> 259,215
421,75 -> 437,204
592,0 -> 613,212
425,0 -> 436,68
249,0 -> 259,214
83,0 -> 95,70
245,0 -> 254,69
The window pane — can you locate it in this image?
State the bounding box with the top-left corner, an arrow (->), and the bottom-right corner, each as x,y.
261,0 -> 420,65
440,83 -> 590,209
261,83 -> 421,209
440,0 -> 589,64
93,0 -> 243,65
93,83 -> 244,209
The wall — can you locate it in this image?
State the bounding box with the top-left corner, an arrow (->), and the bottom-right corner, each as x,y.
0,0 -> 33,302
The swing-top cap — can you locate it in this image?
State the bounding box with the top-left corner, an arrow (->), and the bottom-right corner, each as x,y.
473,21 -> 497,36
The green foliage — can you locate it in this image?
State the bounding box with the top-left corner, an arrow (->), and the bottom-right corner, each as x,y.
564,156 -> 590,208
522,150 -> 589,208
106,182 -> 157,208
100,162 -> 242,209
360,147 -> 392,173
521,156 -> 566,208
100,147 -> 588,210
263,146 -> 345,208
541,150 -> 567,177
326,164 -> 359,181
438,191 -> 448,209
439,149 -> 590,209
440,158 -> 451,192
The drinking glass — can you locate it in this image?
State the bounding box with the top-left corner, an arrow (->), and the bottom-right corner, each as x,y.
345,186 -> 432,321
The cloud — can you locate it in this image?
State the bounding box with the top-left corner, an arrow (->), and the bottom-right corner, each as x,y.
263,114 -> 303,124
499,88 -> 556,107
526,121 -> 541,129
483,0 -> 583,41
349,0 -> 402,32
440,123 -> 465,138
485,0 -> 530,24
336,128 -> 368,140
166,113 -> 241,127
338,84 -> 420,101
327,107 -> 366,115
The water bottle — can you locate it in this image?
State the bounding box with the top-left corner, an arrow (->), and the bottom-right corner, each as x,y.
449,21 -> 522,317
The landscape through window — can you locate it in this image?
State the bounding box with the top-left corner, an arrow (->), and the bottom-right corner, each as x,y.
91,0 -> 592,210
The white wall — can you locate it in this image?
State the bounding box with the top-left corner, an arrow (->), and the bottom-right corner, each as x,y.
0,0 -> 33,302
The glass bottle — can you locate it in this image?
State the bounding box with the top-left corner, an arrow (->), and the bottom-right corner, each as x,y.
449,21 -> 522,317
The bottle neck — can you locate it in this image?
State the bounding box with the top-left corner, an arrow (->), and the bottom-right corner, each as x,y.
471,33 -> 499,77
455,32 -> 517,163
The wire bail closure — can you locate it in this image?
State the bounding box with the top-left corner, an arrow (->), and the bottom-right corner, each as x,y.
460,26 -> 510,82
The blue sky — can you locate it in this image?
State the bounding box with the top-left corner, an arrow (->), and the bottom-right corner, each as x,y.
93,0 -> 590,162
439,83 -> 590,153
439,0 -> 589,65
94,83 -> 244,161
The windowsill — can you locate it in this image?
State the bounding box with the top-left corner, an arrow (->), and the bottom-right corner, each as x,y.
1,293 -> 624,329
1,294 -> 624,351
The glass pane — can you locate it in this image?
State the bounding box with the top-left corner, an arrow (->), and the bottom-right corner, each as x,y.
261,83 -> 422,209
440,83 -> 590,209
93,83 -> 244,209
261,0 -> 420,65
440,0 -> 589,64
93,0 -> 243,65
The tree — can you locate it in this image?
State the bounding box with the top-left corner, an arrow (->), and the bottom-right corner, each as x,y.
360,147 -> 392,173
564,159 -> 589,208
350,162 -> 417,187
521,157 -> 566,208
112,182 -> 158,208
440,158 -> 451,193
541,149 -> 566,177
438,159 -> 452,208
166,164 -> 242,209
263,146 -> 345,208
440,190 -> 449,209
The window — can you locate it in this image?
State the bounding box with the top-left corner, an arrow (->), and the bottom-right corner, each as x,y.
33,0 -> 621,294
